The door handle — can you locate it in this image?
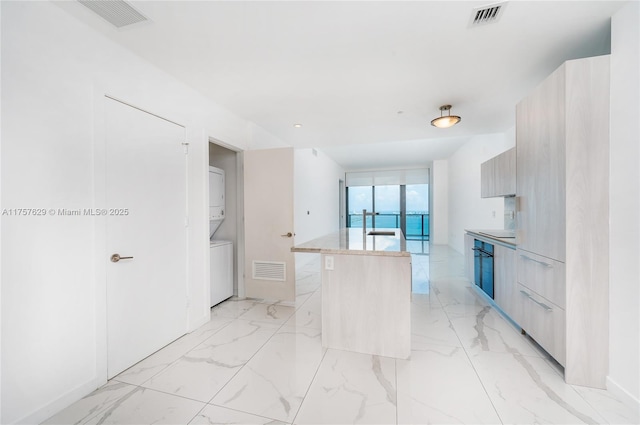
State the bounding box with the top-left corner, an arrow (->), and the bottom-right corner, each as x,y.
281,232 -> 294,238
111,253 -> 134,263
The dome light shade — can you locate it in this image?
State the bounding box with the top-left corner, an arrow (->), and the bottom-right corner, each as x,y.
431,105 -> 461,128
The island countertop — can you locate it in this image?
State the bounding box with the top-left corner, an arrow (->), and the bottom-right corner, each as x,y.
291,228 -> 410,257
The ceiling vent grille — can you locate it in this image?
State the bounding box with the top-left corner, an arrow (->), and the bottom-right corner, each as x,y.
78,0 -> 149,28
469,2 -> 506,27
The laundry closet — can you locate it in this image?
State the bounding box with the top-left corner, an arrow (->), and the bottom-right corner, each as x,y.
209,141 -> 240,306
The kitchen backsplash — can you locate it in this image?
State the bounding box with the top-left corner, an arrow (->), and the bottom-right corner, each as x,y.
504,196 -> 516,230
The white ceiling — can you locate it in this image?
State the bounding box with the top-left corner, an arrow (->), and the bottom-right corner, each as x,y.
60,0 -> 623,170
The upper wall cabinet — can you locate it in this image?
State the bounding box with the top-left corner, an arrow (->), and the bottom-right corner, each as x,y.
481,147 -> 516,198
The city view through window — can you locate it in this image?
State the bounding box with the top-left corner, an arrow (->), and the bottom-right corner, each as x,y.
347,184 -> 429,239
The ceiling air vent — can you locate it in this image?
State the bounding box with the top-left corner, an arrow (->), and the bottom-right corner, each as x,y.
469,2 -> 507,27
78,0 -> 149,29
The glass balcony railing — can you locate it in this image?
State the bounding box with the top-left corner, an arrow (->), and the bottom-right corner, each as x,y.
347,213 -> 429,239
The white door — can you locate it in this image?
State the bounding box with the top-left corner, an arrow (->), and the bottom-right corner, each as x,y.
243,148 -> 295,302
105,98 -> 187,378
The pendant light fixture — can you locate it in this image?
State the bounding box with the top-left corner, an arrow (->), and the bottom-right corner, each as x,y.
431,105 -> 461,128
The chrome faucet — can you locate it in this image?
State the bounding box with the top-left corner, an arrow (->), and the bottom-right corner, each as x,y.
362,209 -> 379,233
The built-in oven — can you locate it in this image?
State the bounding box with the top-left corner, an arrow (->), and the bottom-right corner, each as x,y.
473,239 -> 494,299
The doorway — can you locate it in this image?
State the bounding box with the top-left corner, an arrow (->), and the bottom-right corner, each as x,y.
209,141 -> 241,298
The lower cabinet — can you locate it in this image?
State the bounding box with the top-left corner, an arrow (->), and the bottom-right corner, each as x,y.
516,248 -> 566,366
464,237 -> 568,369
516,250 -> 565,308
464,233 -> 518,320
464,234 -> 475,284
493,245 -> 519,322
516,283 -> 566,366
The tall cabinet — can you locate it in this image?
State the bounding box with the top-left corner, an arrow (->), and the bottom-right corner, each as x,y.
516,55 -> 610,388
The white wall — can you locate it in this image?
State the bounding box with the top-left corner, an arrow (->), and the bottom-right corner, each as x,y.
608,0 -> 640,407
447,133 -> 515,253
0,2 -> 286,423
294,149 -> 345,267
0,2 -> 3,420
431,160 -> 449,245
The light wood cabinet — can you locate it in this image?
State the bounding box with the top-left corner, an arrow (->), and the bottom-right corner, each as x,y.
481,148 -> 516,198
464,232 -> 518,323
322,253 -> 411,359
494,244 -> 518,322
516,55 -> 610,388
516,250 -> 565,308
516,283 -> 566,366
464,233 -> 475,284
516,68 -> 566,260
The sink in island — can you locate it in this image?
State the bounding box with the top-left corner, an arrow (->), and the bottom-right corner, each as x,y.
292,228 -> 412,359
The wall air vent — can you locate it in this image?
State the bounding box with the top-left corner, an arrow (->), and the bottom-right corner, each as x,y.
78,0 -> 149,29
252,261 -> 286,282
469,2 -> 507,27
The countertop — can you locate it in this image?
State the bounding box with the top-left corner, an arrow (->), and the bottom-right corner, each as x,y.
291,228 -> 410,257
466,229 -> 517,248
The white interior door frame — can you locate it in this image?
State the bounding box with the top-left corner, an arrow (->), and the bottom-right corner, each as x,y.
92,90 -> 191,384
207,137 -> 245,299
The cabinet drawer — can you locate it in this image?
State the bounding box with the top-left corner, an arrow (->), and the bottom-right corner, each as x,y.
517,250 -> 565,308
517,283 -> 566,365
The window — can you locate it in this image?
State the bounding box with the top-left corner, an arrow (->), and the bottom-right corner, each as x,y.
405,184 -> 429,239
346,183 -> 429,240
345,169 -> 429,239
347,186 -> 373,228
374,185 -> 400,228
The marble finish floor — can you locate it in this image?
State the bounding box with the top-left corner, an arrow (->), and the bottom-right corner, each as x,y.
43,246 -> 639,424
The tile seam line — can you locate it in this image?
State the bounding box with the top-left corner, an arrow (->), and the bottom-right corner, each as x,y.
59,382 -> 138,425
205,402 -> 284,424
77,386 -> 203,425
439,290 -> 506,424
128,315 -> 237,388
204,305 -> 298,406
291,346 -> 329,424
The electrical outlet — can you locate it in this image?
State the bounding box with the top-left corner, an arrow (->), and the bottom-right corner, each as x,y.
324,256 -> 334,270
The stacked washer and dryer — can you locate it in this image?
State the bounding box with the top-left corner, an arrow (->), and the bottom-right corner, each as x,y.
209,166 -> 233,307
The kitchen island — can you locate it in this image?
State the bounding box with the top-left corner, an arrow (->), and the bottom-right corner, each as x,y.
292,228 -> 412,359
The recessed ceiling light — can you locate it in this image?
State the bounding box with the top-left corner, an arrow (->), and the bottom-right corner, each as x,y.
293,123 -> 303,128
